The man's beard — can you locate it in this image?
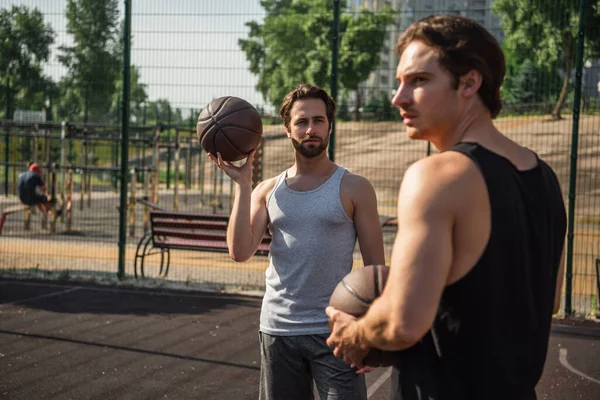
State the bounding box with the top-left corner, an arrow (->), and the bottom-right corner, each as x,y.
291,136 -> 329,158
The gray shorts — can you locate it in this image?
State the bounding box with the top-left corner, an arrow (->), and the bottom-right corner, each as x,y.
259,331 -> 367,400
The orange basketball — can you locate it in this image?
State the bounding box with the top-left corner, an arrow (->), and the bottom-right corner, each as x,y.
197,96 -> 263,162
329,265 -> 394,367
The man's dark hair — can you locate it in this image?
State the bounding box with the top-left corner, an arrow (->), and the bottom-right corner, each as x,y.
395,15 -> 505,118
279,84 -> 336,129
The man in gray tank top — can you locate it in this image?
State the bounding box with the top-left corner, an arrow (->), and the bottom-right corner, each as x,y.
209,84 -> 385,399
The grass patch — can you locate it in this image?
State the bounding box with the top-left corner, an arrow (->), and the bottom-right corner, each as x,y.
158,169 -> 185,184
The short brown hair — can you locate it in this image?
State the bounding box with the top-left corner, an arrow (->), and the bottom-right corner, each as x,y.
395,15 -> 505,118
279,84 -> 336,129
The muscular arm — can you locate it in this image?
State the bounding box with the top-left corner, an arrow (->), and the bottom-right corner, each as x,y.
355,158 -> 458,350
349,175 -> 385,266
227,179 -> 273,262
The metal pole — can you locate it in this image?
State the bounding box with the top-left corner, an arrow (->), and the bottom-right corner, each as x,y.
166,132 -> 172,189
118,0 -> 132,280
60,122 -> 66,198
173,129 -> 180,210
166,107 -> 172,189
564,0 -> 586,316
328,0 -> 340,162
4,75 -> 9,196
4,74 -> 8,119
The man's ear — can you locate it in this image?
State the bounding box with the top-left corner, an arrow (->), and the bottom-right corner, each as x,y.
460,70 -> 482,97
285,126 -> 291,138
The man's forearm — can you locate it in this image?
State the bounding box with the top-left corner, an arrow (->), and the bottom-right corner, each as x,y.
227,183 -> 255,260
356,296 -> 418,352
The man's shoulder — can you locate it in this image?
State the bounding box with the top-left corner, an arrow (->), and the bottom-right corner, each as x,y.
18,171 -> 36,181
259,174 -> 281,188
339,169 -> 373,191
401,152 -> 483,205
409,151 -> 479,182
254,175 -> 281,199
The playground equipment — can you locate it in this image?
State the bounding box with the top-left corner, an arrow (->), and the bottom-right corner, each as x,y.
1,119 -> 273,238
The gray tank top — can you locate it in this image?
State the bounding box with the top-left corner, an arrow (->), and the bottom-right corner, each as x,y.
261,166 -> 357,335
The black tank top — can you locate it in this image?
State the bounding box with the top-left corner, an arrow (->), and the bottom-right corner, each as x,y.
391,142 -> 567,400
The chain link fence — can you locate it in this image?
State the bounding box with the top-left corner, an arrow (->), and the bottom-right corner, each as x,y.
1,0 -> 599,318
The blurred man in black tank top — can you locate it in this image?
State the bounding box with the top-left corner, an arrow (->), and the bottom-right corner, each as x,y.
326,15 -> 566,399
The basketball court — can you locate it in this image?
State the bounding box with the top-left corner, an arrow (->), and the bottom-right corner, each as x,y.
1,277 -> 599,399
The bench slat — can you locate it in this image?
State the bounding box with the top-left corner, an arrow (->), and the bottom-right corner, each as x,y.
152,228 -> 271,244
150,211 -> 229,221
153,228 -> 226,242
155,238 -> 229,250
151,219 -> 228,230
154,238 -> 270,255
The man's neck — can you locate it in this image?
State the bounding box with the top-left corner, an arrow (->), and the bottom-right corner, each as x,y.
432,105 -> 499,152
289,152 -> 336,177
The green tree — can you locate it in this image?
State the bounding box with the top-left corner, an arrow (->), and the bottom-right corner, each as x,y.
58,0 -> 120,123
501,44 -> 563,111
339,8 -> 394,120
0,5 -> 55,119
146,99 -> 178,125
111,65 -> 149,124
493,0 -> 600,120
110,20 -> 149,125
239,0 -> 394,119
56,77 -> 82,121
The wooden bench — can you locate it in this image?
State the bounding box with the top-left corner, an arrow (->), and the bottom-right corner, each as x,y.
134,210 -> 271,279
0,204 -> 31,235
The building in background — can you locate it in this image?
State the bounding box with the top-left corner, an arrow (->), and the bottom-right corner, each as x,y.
350,0 -> 503,118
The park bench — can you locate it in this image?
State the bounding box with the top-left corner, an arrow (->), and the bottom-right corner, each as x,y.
134,210 -> 271,279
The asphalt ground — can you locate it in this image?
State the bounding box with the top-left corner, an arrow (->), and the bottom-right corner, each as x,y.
0,278 -> 599,400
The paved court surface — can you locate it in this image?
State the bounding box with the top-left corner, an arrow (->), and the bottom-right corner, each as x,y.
0,278 -> 599,400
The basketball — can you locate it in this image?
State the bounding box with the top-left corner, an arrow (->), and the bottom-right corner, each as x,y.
197,96 -> 263,162
329,264 -> 394,367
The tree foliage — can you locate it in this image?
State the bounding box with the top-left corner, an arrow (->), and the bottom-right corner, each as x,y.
0,5 -> 55,118
239,0 -> 394,116
110,21 -> 149,125
493,0 -> 600,119
58,0 -> 120,122
501,46 -> 562,110
111,65 -> 149,124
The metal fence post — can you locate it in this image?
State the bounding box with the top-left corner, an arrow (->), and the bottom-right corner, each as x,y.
118,0 -> 132,280
4,75 -> 9,196
564,0 -> 587,316
328,0 -> 340,162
